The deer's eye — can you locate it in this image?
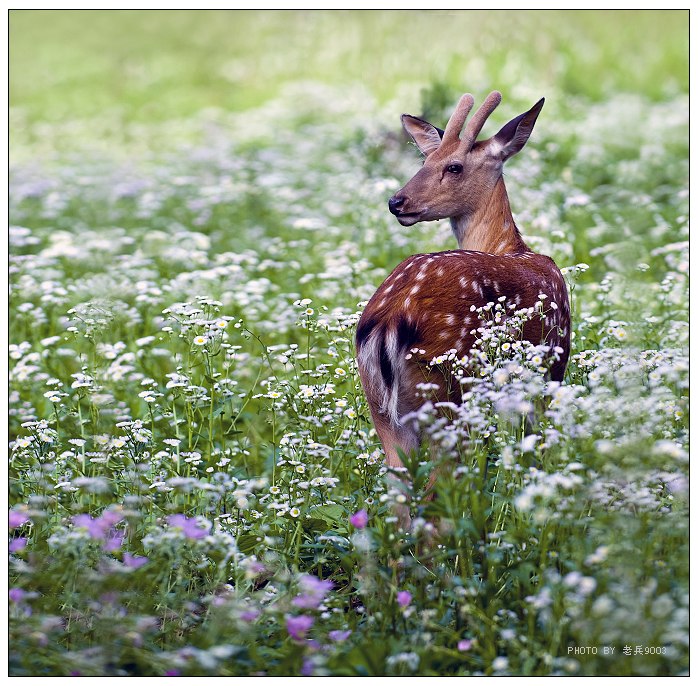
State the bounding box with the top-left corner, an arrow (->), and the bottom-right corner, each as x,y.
446,163 -> 463,174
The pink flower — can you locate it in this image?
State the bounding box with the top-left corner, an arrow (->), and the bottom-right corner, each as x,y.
349,509 -> 369,529
396,590 -> 412,608
286,614 -> 314,640
458,639 -> 473,651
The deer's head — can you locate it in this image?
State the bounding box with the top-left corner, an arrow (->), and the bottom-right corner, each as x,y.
388,91 -> 544,227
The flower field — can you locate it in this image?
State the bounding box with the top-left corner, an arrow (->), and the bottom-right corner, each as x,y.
8,10 -> 689,676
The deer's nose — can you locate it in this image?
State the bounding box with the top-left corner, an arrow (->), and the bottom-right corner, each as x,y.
388,195 -> 405,215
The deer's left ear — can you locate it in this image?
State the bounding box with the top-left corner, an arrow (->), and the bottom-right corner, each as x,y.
401,114 -> 444,157
490,98 -> 545,162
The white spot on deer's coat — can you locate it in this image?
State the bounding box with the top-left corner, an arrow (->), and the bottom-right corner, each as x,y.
409,284 -> 420,296
445,314 -> 455,325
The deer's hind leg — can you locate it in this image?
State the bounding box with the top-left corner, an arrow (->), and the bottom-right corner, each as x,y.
371,415 -> 421,532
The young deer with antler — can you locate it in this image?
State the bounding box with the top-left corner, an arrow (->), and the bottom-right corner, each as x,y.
357,91 -> 570,493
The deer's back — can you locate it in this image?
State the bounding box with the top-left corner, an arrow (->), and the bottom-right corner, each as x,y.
356,250 -> 570,425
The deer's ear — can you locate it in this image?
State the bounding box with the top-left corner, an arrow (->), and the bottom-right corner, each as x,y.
490,98 -> 544,162
401,114 -> 444,156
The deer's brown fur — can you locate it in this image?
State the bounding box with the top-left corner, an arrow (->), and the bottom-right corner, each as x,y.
356,91 -> 570,489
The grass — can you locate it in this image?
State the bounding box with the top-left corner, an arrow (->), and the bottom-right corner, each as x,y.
8,9 -> 689,677
10,9 -> 688,123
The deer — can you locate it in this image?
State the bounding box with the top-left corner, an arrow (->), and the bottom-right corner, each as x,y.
356,91 -> 570,526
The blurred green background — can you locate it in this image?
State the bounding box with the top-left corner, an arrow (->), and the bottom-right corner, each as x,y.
10,9 -> 689,124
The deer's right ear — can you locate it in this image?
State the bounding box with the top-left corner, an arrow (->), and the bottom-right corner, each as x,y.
401,115 -> 444,156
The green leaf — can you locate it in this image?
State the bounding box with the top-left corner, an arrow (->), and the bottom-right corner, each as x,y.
309,503 -> 346,525
236,533 -> 263,555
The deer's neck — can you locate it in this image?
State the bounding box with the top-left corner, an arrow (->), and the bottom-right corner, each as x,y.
450,177 -> 529,255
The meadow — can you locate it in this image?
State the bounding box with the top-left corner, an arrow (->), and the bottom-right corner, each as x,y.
8,10 -> 689,676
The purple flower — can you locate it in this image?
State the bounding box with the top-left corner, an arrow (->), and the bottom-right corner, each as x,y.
104,533 -> 124,552
457,639 -> 473,652
164,670 -> 181,676
9,588 -> 26,603
123,553 -> 149,569
328,629 -> 352,642
299,575 -> 334,595
292,574 -> 334,610
292,595 -> 320,610
247,560 -> 266,576
167,514 -> 210,540
9,537 -> 27,553
9,510 -> 30,529
240,609 -> 260,622
72,514 -> 105,538
300,657 -> 314,676
100,510 -> 124,528
396,590 -> 412,608
286,614 -> 314,640
72,511 -> 124,540
349,509 -> 369,529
